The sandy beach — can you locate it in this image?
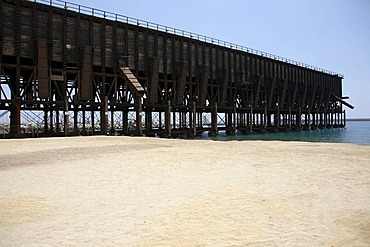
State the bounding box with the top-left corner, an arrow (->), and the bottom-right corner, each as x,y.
0,136 -> 369,246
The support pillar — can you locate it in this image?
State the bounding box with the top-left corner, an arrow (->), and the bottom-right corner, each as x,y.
275,107 -> 280,131
311,112 -> 315,129
159,111 -> 162,129
73,96 -> 78,134
50,109 -> 54,133
260,110 -> 265,132
165,101 -> 171,137
249,105 -> 253,133
209,103 -> 218,136
288,106 -> 292,130
110,108 -> 115,135
298,107 -> 302,129
64,97 -> 69,136
82,110 -> 86,135
122,109 -> 128,135
10,101 -> 21,136
192,101 -> 196,136
91,107 -> 95,135
135,95 -> 142,136
226,110 -> 234,135
146,109 -> 153,136
344,110 -> 346,127
101,96 -> 108,134
44,108 -> 48,133
56,109 -> 60,133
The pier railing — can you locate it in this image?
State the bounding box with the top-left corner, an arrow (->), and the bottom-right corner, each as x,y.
30,0 -> 344,78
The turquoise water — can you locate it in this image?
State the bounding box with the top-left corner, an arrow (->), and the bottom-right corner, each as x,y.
195,121 -> 370,146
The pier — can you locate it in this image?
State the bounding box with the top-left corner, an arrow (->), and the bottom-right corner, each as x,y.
0,0 -> 352,138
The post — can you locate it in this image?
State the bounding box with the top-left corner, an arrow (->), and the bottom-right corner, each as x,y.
10,101 -> 21,136
288,106 -> 292,130
135,95 -> 142,136
56,109 -> 60,133
234,106 -> 237,132
209,102 -> 218,136
101,96 -> 108,134
344,110 -> 346,127
165,100 -> 171,137
44,108 -> 48,133
73,97 -> 78,134
193,101 -> 197,136
122,108 -> 128,135
110,108 -> 115,135
64,97 -> 69,136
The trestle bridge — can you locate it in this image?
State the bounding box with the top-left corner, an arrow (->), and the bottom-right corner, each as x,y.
0,0 -> 353,138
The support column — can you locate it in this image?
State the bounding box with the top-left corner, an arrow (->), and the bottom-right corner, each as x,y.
91,107 -> 95,135
249,104 -> 253,133
275,107 -> 280,131
56,110 -> 60,134
135,95 -> 142,136
50,109 -> 54,133
110,108 -> 115,135
264,104 -> 267,131
64,97 -> 69,136
311,112 -> 315,129
226,110 -> 234,135
260,110 -> 265,132
10,101 -> 21,136
73,96 -> 78,134
209,103 -> 218,136
330,111 -> 334,127
146,109 -> 153,136
165,101 -> 172,137
192,101 -> 196,136
122,108 -> 128,135
159,111 -> 162,130
344,110 -> 346,127
101,96 -> 108,134
82,110 -> 86,135
44,108 -> 48,133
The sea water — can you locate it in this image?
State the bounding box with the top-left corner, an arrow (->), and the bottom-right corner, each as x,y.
195,120 -> 370,146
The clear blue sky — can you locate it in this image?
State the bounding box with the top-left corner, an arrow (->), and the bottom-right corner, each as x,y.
71,0 -> 369,118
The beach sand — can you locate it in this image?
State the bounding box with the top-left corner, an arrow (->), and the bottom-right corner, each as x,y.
0,136 -> 369,246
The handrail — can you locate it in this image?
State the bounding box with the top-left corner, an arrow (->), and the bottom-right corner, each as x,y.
30,0 -> 344,78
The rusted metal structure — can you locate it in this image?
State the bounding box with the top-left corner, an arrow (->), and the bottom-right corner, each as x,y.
0,0 -> 352,138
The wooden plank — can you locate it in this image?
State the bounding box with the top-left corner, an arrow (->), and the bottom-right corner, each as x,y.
36,39 -> 49,99
291,81 -> 299,109
148,57 -> 159,104
119,66 -> 144,95
220,69 -> 229,107
301,83 -> 308,108
199,66 -> 210,106
280,79 -> 288,108
175,62 -> 188,105
309,85 -> 317,110
80,46 -> 92,100
267,77 -> 276,108
334,95 -> 354,109
253,75 -> 261,107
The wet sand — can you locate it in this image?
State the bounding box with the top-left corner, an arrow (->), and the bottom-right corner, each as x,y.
1,136 -> 370,246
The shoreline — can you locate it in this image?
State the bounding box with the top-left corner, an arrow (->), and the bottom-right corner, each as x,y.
346,118 -> 370,121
